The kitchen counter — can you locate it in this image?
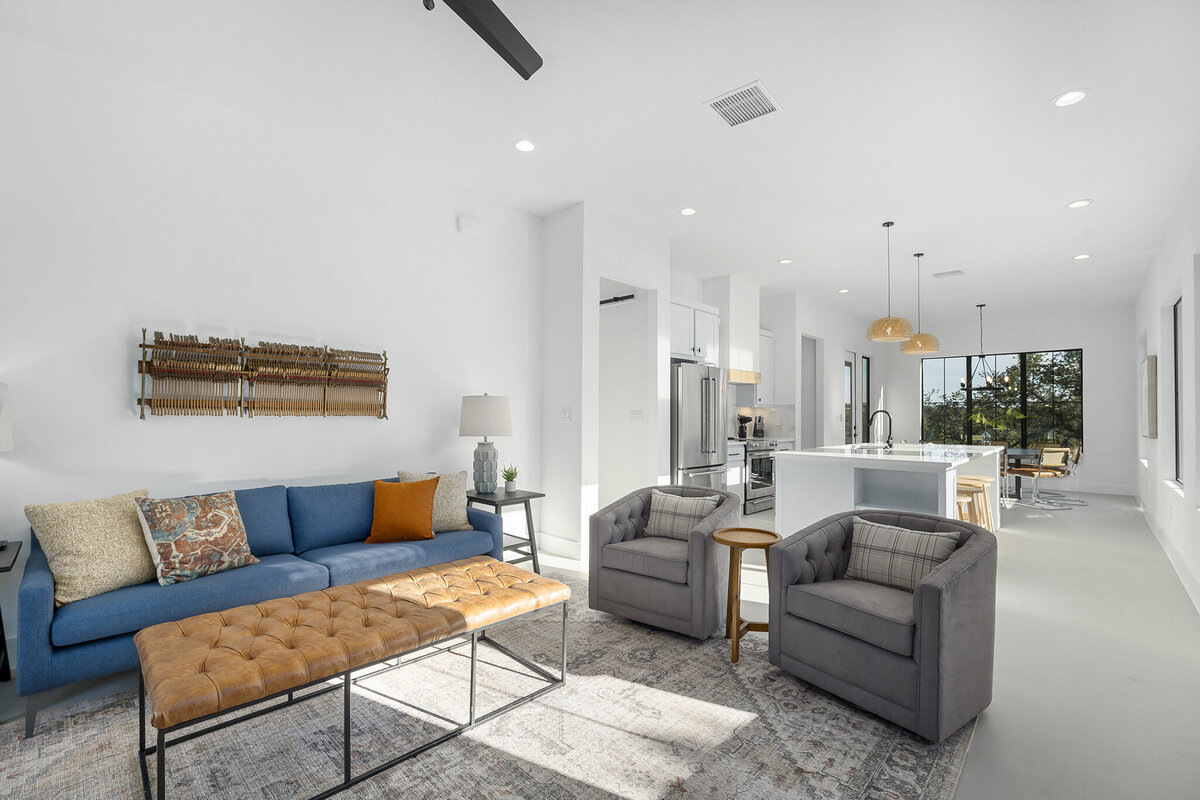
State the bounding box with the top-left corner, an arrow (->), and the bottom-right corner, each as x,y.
775,444 -> 1002,533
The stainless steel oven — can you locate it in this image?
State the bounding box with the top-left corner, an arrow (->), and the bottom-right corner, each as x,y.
745,439 -> 777,514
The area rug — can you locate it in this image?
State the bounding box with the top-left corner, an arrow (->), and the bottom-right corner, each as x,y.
0,570 -> 973,799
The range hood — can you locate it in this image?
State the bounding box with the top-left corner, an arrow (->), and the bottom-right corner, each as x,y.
728,369 -> 761,385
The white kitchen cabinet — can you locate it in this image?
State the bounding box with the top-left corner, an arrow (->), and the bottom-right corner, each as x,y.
756,332 -> 775,405
670,300 -> 721,365
693,309 -> 720,364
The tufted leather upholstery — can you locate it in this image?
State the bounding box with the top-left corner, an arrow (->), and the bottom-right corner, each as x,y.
589,485 -> 741,639
769,510 -> 996,743
135,556 -> 569,730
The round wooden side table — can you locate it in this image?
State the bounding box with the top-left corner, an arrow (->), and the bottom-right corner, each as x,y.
712,527 -> 782,663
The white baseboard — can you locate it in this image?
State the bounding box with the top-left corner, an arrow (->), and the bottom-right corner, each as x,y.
1143,509 -> 1200,616
533,530 -> 582,562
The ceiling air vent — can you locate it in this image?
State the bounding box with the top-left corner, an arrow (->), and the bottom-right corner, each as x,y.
707,81 -> 779,126
933,269 -> 966,280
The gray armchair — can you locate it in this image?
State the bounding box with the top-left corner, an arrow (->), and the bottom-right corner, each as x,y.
768,510 -> 997,743
589,485 -> 741,639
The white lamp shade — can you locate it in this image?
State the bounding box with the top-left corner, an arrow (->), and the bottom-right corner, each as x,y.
459,394 -> 512,437
0,383 -> 12,452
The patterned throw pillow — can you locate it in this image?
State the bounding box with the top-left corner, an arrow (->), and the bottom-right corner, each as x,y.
25,490 -> 157,606
846,519 -> 960,592
644,489 -> 720,540
397,470 -> 472,532
136,491 -> 258,586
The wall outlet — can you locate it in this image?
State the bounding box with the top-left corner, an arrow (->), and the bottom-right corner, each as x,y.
560,406 -> 572,423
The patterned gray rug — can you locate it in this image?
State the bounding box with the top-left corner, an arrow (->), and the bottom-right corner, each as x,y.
0,570 -> 973,799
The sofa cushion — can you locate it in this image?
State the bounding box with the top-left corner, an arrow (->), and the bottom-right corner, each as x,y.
136,491 -> 259,585
287,479 -> 396,553
398,470 -> 473,532
600,537 -> 690,584
367,478 -> 438,543
846,518 -> 960,592
644,489 -> 719,540
25,489 -> 155,606
234,485 -> 293,556
786,580 -> 915,656
299,529 -> 496,587
51,554 -> 329,647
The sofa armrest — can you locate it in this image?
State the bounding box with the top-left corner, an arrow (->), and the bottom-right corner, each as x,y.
465,507 -> 504,561
913,527 -> 998,741
17,534 -> 55,696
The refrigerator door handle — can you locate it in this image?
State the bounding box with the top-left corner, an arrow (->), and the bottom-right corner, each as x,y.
685,466 -> 726,477
701,376 -> 711,453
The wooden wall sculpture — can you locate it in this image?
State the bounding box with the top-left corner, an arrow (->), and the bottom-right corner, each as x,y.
138,330 -> 388,419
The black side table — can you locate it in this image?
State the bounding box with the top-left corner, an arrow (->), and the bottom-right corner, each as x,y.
0,540 -> 22,682
466,489 -> 544,574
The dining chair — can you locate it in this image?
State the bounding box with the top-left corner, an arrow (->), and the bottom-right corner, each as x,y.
1036,446 -> 1087,505
1009,448 -> 1072,510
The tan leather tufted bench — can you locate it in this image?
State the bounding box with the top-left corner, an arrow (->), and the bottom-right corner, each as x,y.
134,556 -> 570,799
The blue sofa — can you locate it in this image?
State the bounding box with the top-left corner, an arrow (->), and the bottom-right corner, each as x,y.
17,478 -> 504,736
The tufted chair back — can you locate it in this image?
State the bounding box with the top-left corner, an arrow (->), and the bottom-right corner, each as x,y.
789,510 -> 981,583
594,485 -> 738,545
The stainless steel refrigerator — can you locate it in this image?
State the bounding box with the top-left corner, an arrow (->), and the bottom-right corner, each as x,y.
671,362 -> 727,490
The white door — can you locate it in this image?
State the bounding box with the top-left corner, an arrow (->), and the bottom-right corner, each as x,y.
694,309 -> 720,365
843,350 -> 859,444
670,303 -> 696,359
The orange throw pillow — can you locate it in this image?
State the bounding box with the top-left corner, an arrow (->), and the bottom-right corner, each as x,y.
366,478 -> 439,543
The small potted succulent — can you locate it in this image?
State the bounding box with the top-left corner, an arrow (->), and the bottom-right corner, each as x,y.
501,464 -> 518,493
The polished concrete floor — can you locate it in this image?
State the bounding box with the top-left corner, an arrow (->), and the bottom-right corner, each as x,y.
4,494 -> 1199,799
746,497 -> 1200,799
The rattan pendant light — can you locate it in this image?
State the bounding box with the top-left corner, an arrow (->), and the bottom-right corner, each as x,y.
900,252 -> 940,354
866,221 -> 915,342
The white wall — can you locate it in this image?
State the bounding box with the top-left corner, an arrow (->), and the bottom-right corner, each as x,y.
539,203 -> 671,561
598,283 -> 654,506
1134,158 -> 1200,609
670,270 -> 704,304
762,291 -> 891,447
0,26 -> 544,647
881,304 -> 1137,496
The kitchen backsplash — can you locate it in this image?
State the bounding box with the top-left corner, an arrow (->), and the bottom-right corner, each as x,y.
727,394 -> 796,441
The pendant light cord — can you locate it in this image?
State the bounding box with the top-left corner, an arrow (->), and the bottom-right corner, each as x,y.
914,253 -> 923,331
886,224 -> 892,316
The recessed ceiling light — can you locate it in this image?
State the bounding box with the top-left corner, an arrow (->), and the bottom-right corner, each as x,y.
513,139 -> 536,152
1053,89 -> 1088,107
779,258 -> 793,265
837,288 -> 850,294
680,208 -> 697,216
1074,253 -> 1091,260
1067,199 -> 1093,209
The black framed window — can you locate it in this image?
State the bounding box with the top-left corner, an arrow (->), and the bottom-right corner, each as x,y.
1174,298 -> 1183,484
861,356 -> 871,441
921,349 -> 1083,448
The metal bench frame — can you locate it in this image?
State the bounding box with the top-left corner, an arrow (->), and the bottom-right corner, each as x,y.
138,600 -> 568,800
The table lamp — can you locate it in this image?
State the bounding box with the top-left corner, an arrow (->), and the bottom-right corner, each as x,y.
459,393 -> 511,493
0,384 -> 12,452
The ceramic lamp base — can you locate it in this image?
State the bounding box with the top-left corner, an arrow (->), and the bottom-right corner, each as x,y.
472,441 -> 499,493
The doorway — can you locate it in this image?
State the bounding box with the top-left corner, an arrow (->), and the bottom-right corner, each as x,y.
843,350 -> 859,444
800,335 -> 821,449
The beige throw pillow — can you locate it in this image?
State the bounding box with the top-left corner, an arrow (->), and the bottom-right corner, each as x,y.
845,518 -> 960,592
397,470 -> 472,532
25,489 -> 156,606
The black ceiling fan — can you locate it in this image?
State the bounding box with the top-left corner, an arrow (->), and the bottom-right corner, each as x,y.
424,0 -> 543,80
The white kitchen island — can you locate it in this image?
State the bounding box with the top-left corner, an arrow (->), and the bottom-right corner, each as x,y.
774,443 -> 1003,535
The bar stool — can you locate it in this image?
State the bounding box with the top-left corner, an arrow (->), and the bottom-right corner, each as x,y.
955,492 -> 979,526
955,479 -> 994,531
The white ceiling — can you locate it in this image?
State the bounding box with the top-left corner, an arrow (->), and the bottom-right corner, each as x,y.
5,0 -> 1199,312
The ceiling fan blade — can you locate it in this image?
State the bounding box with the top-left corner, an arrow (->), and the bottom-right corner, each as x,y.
442,0 -> 543,80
